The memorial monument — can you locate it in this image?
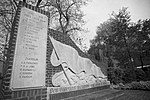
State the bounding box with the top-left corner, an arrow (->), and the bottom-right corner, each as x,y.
0,1 -> 110,100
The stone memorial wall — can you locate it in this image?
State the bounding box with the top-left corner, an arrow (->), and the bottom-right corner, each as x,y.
46,29 -> 110,100
46,29 -> 109,87
0,1 -> 109,100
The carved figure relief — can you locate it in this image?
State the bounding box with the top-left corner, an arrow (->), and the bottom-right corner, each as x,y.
49,36 -> 107,87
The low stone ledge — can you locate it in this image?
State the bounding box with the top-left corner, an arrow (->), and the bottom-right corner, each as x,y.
47,81 -> 110,100
47,81 -> 110,94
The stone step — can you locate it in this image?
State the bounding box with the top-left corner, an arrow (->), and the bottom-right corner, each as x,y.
63,89 -> 124,100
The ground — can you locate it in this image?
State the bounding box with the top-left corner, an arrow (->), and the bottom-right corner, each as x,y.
1,88 -> 150,100
64,89 -> 150,100
111,90 -> 150,100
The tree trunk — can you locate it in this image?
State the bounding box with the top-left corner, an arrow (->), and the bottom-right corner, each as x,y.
123,33 -> 136,81
139,54 -> 144,69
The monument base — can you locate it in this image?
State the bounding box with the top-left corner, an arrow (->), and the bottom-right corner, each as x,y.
0,83 -> 110,100
0,86 -> 47,100
48,85 -> 110,100
47,81 -> 110,100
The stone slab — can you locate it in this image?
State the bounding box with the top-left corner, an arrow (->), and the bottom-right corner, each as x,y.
10,7 -> 48,89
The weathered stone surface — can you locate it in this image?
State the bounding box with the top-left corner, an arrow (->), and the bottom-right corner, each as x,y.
50,36 -> 108,87
10,7 -> 48,89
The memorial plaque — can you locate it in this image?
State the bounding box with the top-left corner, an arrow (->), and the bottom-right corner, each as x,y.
10,7 -> 48,89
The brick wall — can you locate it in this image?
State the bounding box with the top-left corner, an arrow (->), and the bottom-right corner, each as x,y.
46,36 -> 63,87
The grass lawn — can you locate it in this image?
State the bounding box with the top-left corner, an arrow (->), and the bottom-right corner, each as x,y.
111,90 -> 150,100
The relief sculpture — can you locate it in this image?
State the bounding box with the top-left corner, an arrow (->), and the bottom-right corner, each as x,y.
49,36 -> 107,87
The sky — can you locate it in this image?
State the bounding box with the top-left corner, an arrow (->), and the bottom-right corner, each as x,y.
81,0 -> 150,49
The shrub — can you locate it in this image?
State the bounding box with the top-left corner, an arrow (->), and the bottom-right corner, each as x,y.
121,81 -> 150,90
135,68 -> 146,81
107,67 -> 123,84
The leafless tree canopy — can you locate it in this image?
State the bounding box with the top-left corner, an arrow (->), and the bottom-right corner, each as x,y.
0,0 -> 89,63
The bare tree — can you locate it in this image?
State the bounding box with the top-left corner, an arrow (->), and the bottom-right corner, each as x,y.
0,0 -> 89,64
0,0 -> 17,64
39,0 -> 88,33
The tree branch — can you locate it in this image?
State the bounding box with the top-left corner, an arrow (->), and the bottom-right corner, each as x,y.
66,2 -> 76,14
58,12 -> 65,33
0,10 -> 14,15
66,27 -> 80,33
3,15 -> 12,29
12,0 -> 17,10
